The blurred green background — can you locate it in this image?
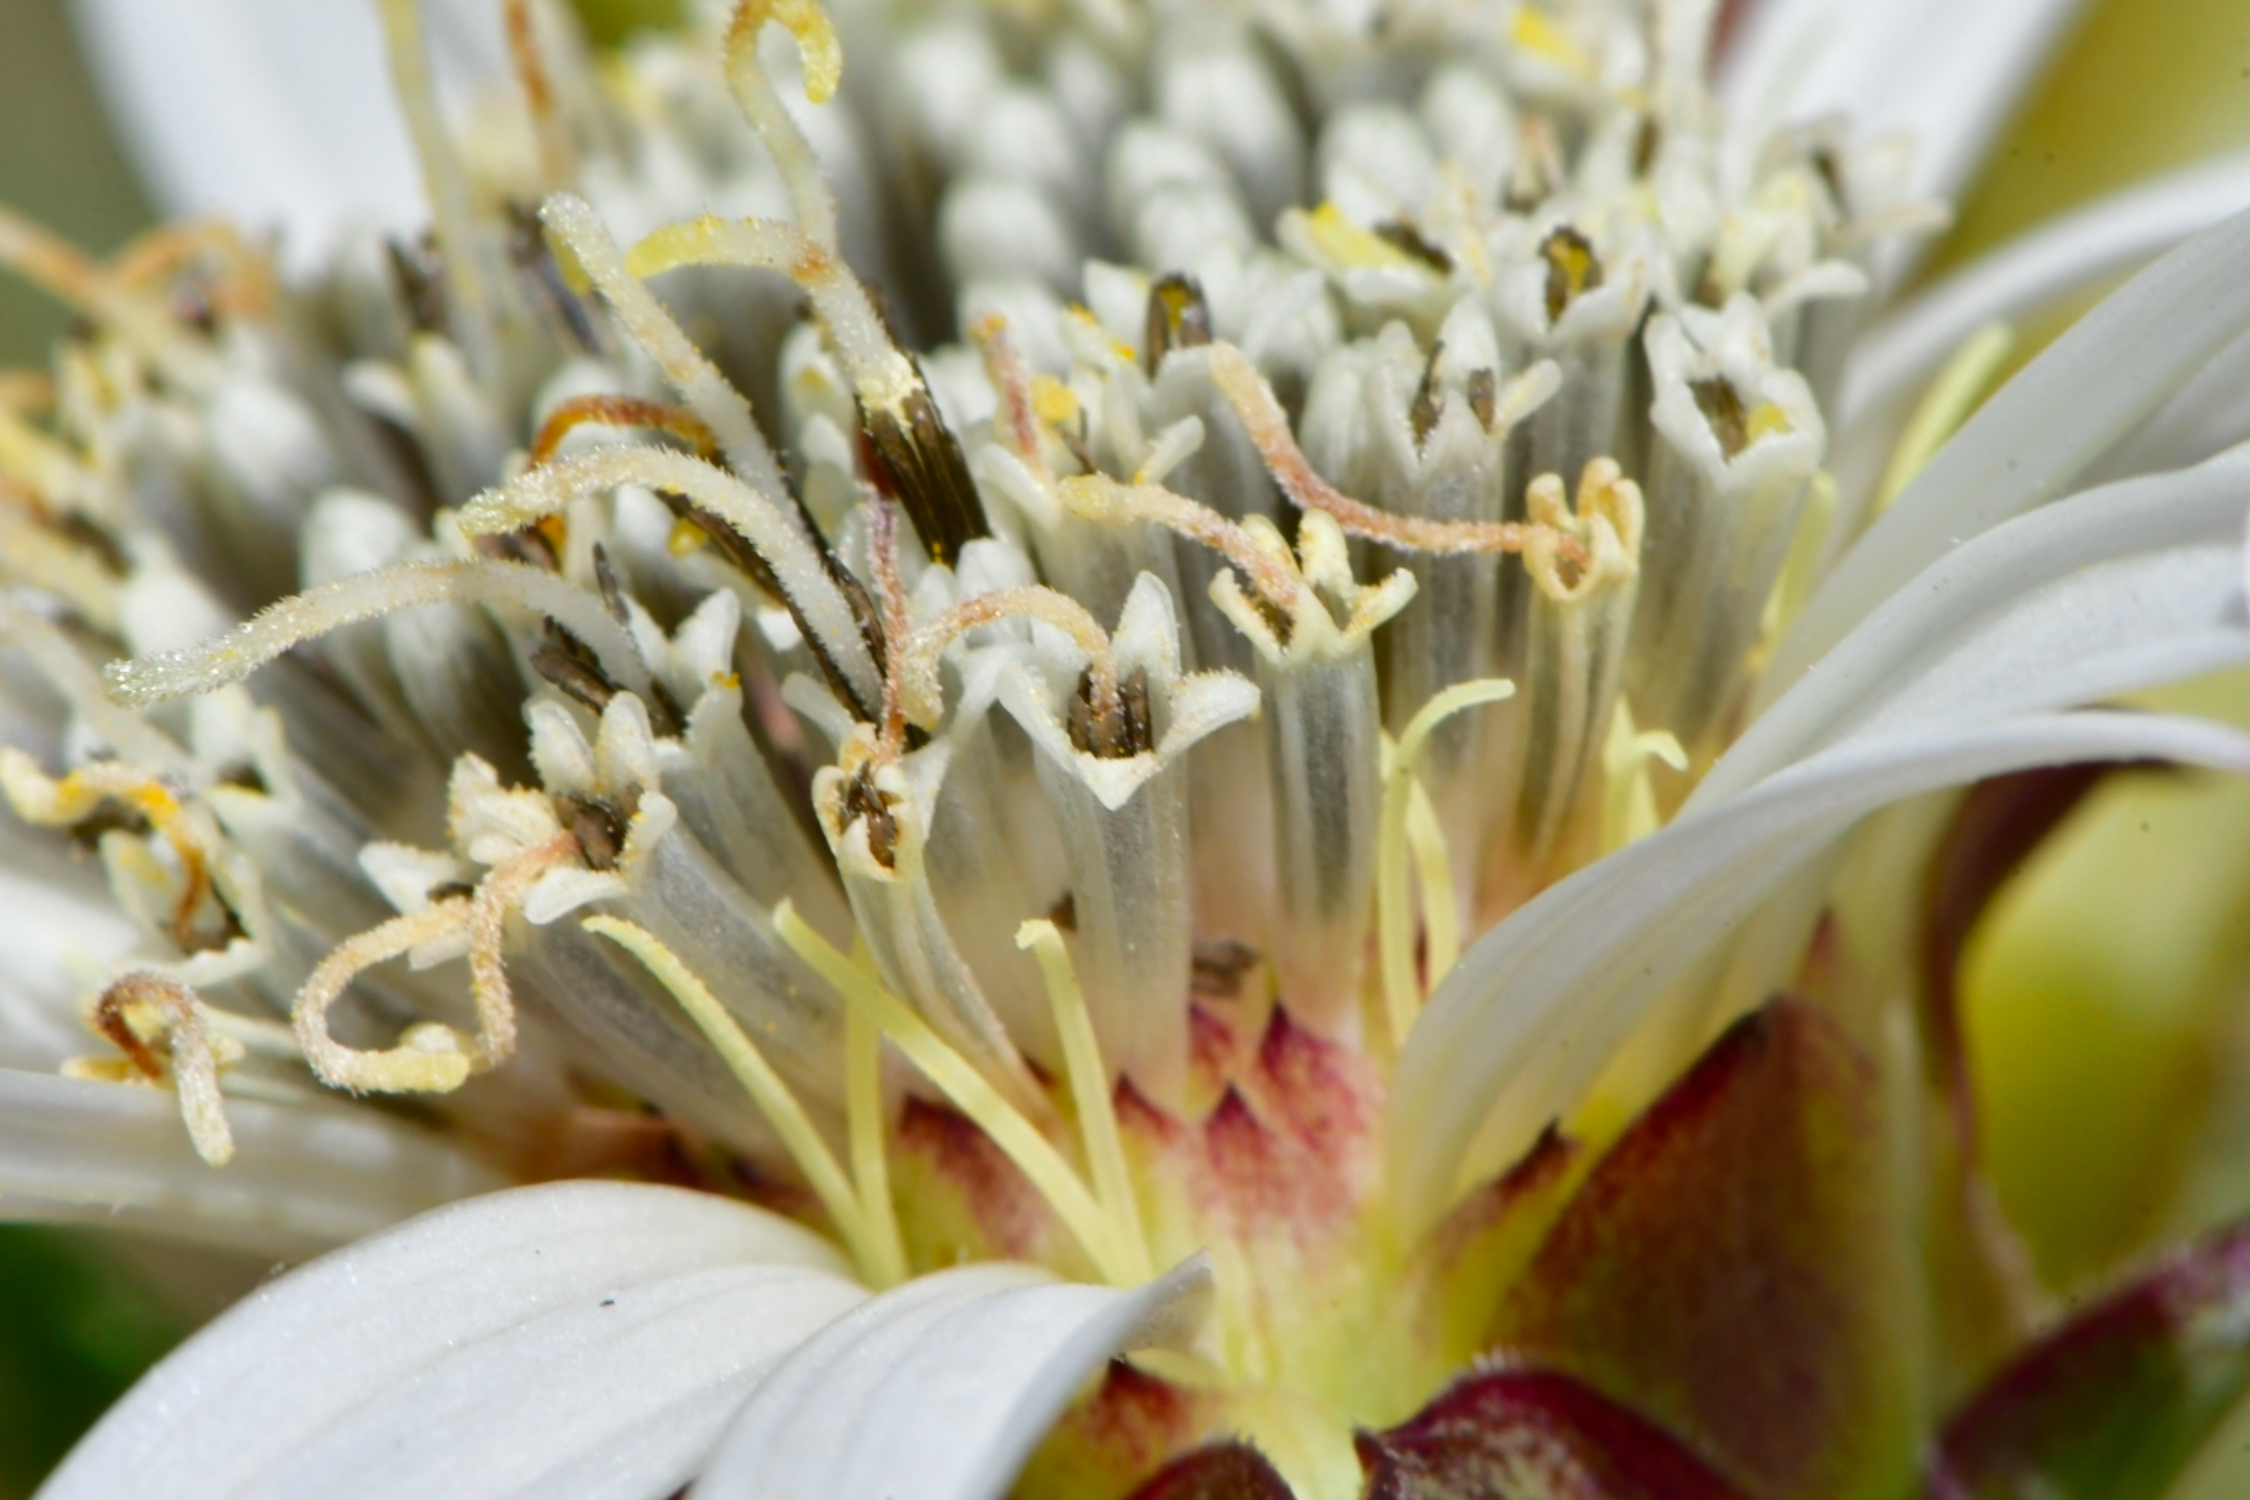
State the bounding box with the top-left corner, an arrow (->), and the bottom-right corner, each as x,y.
0,3 -> 172,1487
0,0 -> 152,370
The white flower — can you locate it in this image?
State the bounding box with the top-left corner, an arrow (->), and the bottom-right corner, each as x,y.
9,0 -> 2250,1496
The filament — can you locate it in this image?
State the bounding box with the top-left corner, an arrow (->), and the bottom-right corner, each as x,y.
1019,919 -> 1152,1285
775,900 -> 1137,1285
586,914 -> 906,1285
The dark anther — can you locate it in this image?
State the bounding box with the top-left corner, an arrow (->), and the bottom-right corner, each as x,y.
655,491 -> 785,600
1810,146 -> 1848,217
592,543 -> 628,625
531,620 -> 619,715
508,200 -> 603,354
1375,220 -> 1454,274
55,513 -> 129,575
1409,338 -> 1448,448
654,490 -> 883,726
1690,376 -> 1752,459
1539,225 -> 1603,324
840,761 -> 901,869
555,789 -> 635,872
215,763 -> 267,794
859,379 -> 988,568
1120,667 -> 1153,757
385,234 -> 449,336
1190,938 -> 1260,999
69,803 -> 153,851
473,524 -> 560,571
1633,115 -> 1662,178
1144,272 -> 1214,376
1466,368 -> 1498,431
426,880 -> 477,904
1067,665 -> 1155,760
1047,892 -> 1078,933
177,883 -> 247,957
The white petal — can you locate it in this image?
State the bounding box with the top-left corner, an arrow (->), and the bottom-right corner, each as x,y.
1721,0 -> 2088,216
1768,205 -> 2250,707
68,0 -> 504,265
0,857 -> 137,1069
1389,712 -> 2250,1236
42,1181 -> 857,1500
694,1258 -> 1212,1500
246,1262 -> 865,1500
1,1069 -> 503,1256
1700,444 -> 2250,807
1840,151 -> 2250,448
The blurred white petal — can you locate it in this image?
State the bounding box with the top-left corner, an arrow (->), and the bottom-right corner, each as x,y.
1702,441 -> 2250,805
1841,151 -> 2250,451
1,1068 -> 503,1256
1773,205 -> 2250,704
1390,711 -> 2250,1234
1721,0 -> 2088,215
68,0 -> 504,264
41,1180 -> 859,1500
696,1257 -> 1211,1500
0,857 -> 136,1069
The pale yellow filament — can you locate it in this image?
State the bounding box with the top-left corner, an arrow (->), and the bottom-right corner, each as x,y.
1018,919 -> 1152,1285
1378,679 -> 1515,1047
585,915 -> 906,1286
775,900 -> 1139,1285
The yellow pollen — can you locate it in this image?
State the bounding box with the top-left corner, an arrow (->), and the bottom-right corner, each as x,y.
1030,374 -> 1078,428
1510,7 -> 1594,78
1297,203 -> 1419,272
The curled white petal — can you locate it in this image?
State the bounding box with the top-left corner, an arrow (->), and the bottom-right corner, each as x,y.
695,1256 -> 1210,1500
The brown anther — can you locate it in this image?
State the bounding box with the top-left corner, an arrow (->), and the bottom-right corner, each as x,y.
1144,272 -> 1214,376
1633,116 -> 1662,178
1466,369 -> 1499,431
556,787 -> 638,872
68,802 -> 153,851
1191,937 -> 1260,999
427,880 -> 477,903
592,543 -> 628,625
55,512 -> 129,576
473,523 -> 561,571
1810,146 -> 1848,217
172,871 -> 245,957
840,760 -> 900,869
386,234 -> 449,335
1375,221 -> 1454,274
1539,226 -> 1603,324
512,203 -> 604,355
529,395 -> 722,469
530,620 -> 619,715
860,381 -> 988,568
1047,892 -> 1078,933
1066,664 -> 1154,760
1690,376 -> 1752,459
1409,339 -> 1447,448
654,489 -> 787,602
